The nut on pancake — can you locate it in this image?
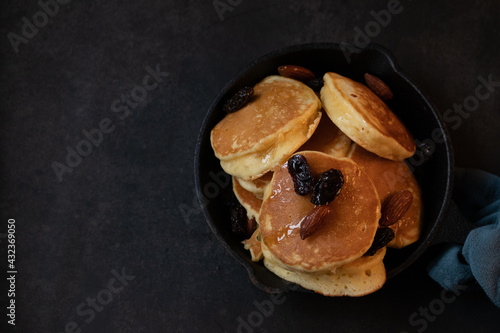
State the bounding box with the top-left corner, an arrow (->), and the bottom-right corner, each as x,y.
349,144 -> 422,248
263,245 -> 386,297
211,75 -> 321,179
299,111 -> 352,158
232,177 -> 263,221
320,72 -> 415,161
259,151 -> 381,273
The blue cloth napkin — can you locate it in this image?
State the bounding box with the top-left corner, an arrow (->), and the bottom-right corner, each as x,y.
428,168 -> 500,307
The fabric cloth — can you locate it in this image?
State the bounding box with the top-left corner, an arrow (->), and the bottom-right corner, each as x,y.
428,168 -> 500,307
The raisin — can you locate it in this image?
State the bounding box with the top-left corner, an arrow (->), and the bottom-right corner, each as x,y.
230,202 -> 247,238
230,201 -> 256,239
364,228 -> 395,256
247,217 -> 257,237
287,154 -> 314,196
310,169 -> 344,205
306,77 -> 324,92
222,87 -> 254,113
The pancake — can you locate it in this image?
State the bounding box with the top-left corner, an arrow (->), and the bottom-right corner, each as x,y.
219,110 -> 321,180
259,151 -> 381,273
320,72 -> 415,161
232,177 -> 263,221
242,227 -> 263,262
263,246 -> 386,296
211,75 -> 322,179
299,111 -> 352,157
236,172 -> 273,200
348,144 -> 422,248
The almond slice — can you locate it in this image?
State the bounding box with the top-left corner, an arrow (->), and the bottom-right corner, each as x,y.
380,190 -> 413,226
364,73 -> 394,101
300,205 -> 332,240
278,65 -> 315,82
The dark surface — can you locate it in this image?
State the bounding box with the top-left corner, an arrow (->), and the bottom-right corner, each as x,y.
1,1 -> 499,332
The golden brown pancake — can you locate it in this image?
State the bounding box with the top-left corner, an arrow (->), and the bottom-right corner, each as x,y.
321,72 -> 415,161
259,151 -> 381,273
348,144 -> 422,248
211,75 -> 321,179
242,227 -> 263,262
263,246 -> 386,296
299,111 -> 352,157
235,172 -> 273,200
232,177 -> 263,221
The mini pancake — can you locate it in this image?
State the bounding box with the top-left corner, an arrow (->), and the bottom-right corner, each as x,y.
263,246 -> 386,297
299,111 -> 352,158
236,172 -> 273,200
219,111 -> 321,179
242,227 -> 263,262
348,144 -> 422,248
211,75 -> 322,179
259,151 -> 381,273
233,177 -> 263,221
320,72 -> 415,161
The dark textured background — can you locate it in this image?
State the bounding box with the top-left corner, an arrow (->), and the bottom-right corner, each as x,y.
1,0 -> 499,332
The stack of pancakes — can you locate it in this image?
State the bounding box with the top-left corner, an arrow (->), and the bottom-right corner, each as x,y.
211,76 -> 322,180
211,71 -> 421,296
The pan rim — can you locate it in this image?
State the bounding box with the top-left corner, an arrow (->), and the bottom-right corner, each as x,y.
194,42 -> 454,293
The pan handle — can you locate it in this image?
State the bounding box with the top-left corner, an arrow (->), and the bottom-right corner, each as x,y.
431,200 -> 477,245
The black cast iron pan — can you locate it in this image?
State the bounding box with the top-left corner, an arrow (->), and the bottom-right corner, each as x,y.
194,43 -> 475,294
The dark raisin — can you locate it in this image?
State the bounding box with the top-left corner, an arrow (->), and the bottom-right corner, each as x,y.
247,217 -> 257,236
310,169 -> 344,205
287,154 -> 314,196
364,228 -> 395,256
230,202 -> 247,238
306,77 -> 324,92
230,202 -> 256,239
222,87 -> 254,113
